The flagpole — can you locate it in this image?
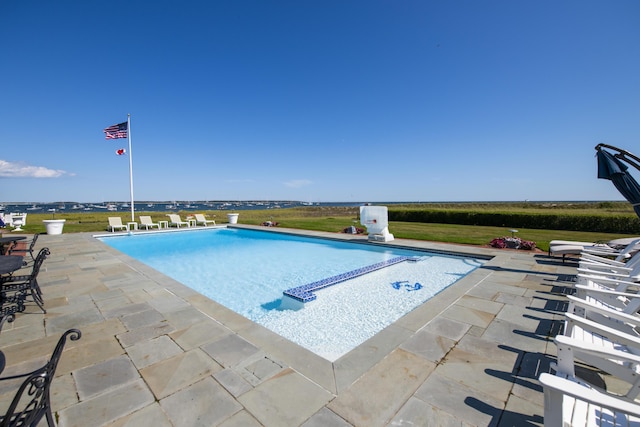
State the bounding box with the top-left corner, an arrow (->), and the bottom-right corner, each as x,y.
127,114 -> 135,222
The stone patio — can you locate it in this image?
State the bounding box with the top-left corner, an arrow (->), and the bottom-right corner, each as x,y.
0,226 -> 579,426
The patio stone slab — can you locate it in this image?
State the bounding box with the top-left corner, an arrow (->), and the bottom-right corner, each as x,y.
170,319 -> 231,350
218,410 -> 263,427
481,317 -> 551,353
456,294 -> 504,315
126,335 -> 184,369
201,334 -> 260,368
116,321 -> 176,348
239,368 -> 333,427
421,316 -> 471,341
49,373 -> 80,412
214,368 -> 254,397
45,307 -> 105,335
57,378 -> 155,427
389,396 -> 475,427
440,304 -> 495,328
400,329 -> 456,363
140,348 -> 222,399
329,348 -> 435,427
57,336 -> 125,376
120,308 -> 166,330
434,337 -> 519,402
74,355 -> 140,399
302,407 -> 353,427
102,302 -> 154,319
109,403 -> 173,427
162,305 -> 212,330
160,377 -> 243,426
414,372 -> 504,426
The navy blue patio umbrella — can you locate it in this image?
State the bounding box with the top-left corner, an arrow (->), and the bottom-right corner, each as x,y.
596,144 -> 640,218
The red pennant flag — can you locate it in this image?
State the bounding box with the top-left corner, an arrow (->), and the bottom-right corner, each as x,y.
116,148 -> 126,156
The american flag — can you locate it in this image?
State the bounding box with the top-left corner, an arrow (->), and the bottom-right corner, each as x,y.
103,122 -> 128,139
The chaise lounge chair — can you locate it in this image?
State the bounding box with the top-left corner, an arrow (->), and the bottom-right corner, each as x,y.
108,217 -> 127,232
194,214 -> 216,226
139,216 -> 160,230
549,237 -> 640,262
168,214 -> 190,228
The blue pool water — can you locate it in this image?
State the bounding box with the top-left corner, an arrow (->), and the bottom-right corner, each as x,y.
99,228 -> 485,360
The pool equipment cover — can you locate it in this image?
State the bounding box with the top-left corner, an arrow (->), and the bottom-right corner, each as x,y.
360,205 -> 394,242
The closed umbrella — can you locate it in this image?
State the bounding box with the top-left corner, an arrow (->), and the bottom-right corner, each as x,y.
596,144 -> 640,218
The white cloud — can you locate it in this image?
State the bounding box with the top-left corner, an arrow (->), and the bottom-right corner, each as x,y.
284,179 -> 312,188
0,160 -> 73,178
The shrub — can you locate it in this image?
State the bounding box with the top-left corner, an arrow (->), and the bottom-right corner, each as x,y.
490,237 -> 536,250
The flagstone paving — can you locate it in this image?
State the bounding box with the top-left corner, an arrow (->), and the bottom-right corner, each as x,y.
0,226 -> 579,426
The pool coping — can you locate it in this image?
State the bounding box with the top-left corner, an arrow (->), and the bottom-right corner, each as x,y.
94,224 -> 504,395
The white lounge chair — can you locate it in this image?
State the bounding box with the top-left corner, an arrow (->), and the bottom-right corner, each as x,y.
139,216 -> 160,230
540,373 -> 640,426
579,240 -> 640,267
168,214 -> 189,228
578,252 -> 638,270
552,296 -> 640,401
108,217 -> 127,232
194,214 -> 215,227
550,238 -> 640,263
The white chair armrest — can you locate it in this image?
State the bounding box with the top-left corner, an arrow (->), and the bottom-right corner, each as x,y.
577,274 -> 639,289
568,296 -> 640,327
580,252 -> 628,266
539,373 -> 640,417
577,263 -> 633,273
574,285 -> 640,300
565,313 -> 640,349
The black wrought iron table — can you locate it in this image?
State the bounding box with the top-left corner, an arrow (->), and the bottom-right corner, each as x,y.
0,256 -> 24,275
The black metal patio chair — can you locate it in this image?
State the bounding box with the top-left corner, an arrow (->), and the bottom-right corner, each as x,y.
8,233 -> 40,262
0,329 -> 81,427
1,248 -> 50,315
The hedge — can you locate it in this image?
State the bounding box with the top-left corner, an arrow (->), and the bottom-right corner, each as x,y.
388,210 -> 640,234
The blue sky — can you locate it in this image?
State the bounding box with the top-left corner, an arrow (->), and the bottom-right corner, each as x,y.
1,1 -> 639,203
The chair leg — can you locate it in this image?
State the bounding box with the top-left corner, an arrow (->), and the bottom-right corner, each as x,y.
30,281 -> 46,313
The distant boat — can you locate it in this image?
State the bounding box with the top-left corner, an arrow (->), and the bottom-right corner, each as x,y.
27,204 -> 41,210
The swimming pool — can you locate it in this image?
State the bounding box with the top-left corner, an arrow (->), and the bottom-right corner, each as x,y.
99,228 -> 485,361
